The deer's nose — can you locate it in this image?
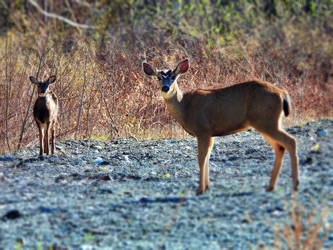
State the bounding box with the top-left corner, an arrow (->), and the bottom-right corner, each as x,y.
162,85 -> 169,92
41,86 -> 48,93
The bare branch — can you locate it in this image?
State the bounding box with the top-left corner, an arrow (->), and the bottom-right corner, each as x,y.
28,0 -> 95,29
5,35 -> 12,151
73,0 -> 91,7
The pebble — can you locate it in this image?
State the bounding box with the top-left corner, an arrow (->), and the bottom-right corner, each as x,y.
226,161 -> 233,167
93,157 -> 104,165
316,128 -> 327,137
0,156 -> 14,161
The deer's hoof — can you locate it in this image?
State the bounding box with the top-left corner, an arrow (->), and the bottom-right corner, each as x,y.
266,186 -> 274,192
196,186 -> 209,195
196,189 -> 204,195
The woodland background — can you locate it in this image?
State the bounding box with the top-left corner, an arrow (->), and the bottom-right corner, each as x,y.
0,0 -> 332,154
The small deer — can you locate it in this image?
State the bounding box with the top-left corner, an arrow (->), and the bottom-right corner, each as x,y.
30,75 -> 58,156
143,59 -> 299,195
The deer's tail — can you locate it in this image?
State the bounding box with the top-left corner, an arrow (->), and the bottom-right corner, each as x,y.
282,92 -> 290,117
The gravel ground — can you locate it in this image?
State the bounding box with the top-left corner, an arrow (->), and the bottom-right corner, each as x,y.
0,119 -> 332,249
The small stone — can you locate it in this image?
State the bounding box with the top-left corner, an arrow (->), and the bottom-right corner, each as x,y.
302,157 -> 313,165
123,155 -> 130,163
94,157 -> 104,165
90,145 -> 102,150
98,175 -> 111,181
316,129 -> 327,137
39,206 -> 56,213
0,156 -> 14,161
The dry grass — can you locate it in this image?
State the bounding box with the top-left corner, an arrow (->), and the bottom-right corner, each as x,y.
0,1 -> 332,154
269,195 -> 331,249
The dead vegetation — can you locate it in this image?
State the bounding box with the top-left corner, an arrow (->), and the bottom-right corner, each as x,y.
0,0 -> 332,154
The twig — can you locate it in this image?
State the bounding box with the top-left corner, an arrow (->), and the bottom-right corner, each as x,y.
75,53 -> 88,139
85,55 -> 97,137
90,60 -> 118,138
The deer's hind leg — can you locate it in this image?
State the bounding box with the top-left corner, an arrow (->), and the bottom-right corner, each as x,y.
255,124 -> 298,191
263,135 -> 286,191
267,129 -> 298,191
251,106 -> 299,191
50,122 -> 55,154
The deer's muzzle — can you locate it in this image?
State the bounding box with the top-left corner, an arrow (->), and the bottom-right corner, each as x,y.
162,85 -> 170,92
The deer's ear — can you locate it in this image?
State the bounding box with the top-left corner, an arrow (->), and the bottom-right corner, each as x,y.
29,76 -> 38,84
48,75 -> 57,84
143,62 -> 156,76
174,59 -> 189,75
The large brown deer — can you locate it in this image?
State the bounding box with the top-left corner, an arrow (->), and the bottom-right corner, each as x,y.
143,59 -> 299,195
30,75 -> 58,156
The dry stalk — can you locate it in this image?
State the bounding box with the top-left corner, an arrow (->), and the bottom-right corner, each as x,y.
4,34 -> 12,151
75,53 -> 88,139
273,194 -> 330,249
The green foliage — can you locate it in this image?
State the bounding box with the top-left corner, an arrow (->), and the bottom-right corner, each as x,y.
37,242 -> 43,250
2,0 -> 331,49
15,241 -> 21,250
13,0 -> 25,9
84,232 -> 93,243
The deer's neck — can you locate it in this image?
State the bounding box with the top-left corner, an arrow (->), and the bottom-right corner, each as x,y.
38,93 -> 48,97
37,92 -> 58,105
162,82 -> 185,124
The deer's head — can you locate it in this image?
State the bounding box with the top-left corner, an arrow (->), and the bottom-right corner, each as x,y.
143,59 -> 189,94
29,75 -> 57,95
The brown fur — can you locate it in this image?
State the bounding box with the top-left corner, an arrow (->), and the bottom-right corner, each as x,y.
143,60 -> 299,195
30,76 -> 58,156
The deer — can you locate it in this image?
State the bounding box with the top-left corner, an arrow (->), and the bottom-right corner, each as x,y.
143,59 -> 299,195
30,75 -> 58,156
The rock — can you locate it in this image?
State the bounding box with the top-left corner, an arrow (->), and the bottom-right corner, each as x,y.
316,128 -> 327,137
90,145 -> 103,150
226,161 -> 233,167
38,206 -> 56,213
301,157 -> 313,165
0,156 -> 14,161
2,210 -> 21,220
94,157 -> 105,165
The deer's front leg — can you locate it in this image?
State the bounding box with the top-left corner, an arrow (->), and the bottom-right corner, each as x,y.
37,122 -> 43,156
44,122 -> 50,155
196,135 -> 214,195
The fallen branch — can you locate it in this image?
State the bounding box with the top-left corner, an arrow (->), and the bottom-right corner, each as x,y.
28,0 -> 95,29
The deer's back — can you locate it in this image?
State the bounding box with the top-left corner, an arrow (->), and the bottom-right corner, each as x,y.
182,80 -> 286,136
